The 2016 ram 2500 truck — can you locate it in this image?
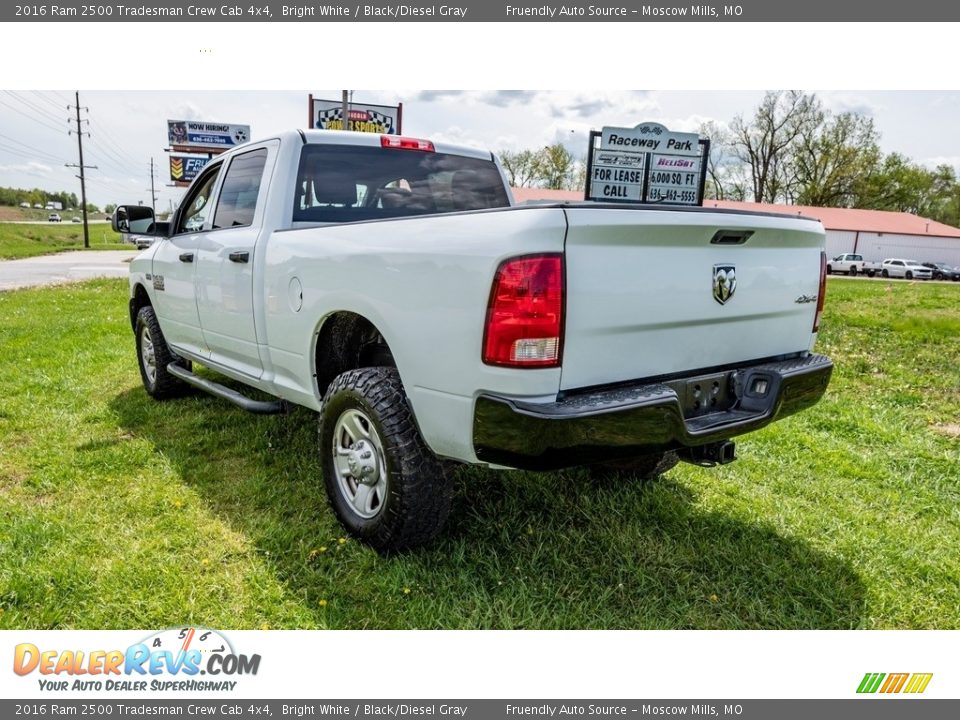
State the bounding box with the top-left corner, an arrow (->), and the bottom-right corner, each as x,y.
114,129 -> 832,552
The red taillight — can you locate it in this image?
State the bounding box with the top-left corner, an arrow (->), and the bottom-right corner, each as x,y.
483,254 -> 564,368
380,135 -> 435,152
814,251 -> 827,332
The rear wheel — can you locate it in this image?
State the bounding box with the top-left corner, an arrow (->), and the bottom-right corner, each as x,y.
318,367 -> 453,553
135,305 -> 190,399
586,451 -> 679,483
882,269 -> 889,278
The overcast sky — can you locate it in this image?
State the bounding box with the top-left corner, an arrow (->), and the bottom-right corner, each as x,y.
2,90 -> 960,209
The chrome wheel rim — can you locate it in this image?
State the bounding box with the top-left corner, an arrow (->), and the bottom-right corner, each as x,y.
332,408 -> 387,519
140,325 -> 157,386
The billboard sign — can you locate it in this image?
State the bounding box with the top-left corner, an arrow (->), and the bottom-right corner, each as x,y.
167,120 -> 251,151
169,155 -> 211,184
310,97 -> 401,134
586,122 -> 708,206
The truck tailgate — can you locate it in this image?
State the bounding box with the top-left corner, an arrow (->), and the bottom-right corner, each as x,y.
560,207 -> 825,391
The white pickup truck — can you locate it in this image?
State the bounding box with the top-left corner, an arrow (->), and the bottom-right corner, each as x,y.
113,130 -> 833,552
826,253 -> 882,277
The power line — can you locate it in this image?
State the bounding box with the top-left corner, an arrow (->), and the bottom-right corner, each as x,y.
0,133 -> 66,164
0,98 -> 68,136
83,144 -> 133,177
30,91 -> 69,113
86,136 -> 135,174
0,143 -> 54,162
86,111 -> 140,166
4,90 -> 67,125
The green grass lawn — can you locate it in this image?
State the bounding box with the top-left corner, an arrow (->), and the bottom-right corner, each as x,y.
0,222 -> 127,260
0,278 -> 957,629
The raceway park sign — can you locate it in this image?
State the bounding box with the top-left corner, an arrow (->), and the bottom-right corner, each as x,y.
169,155 -> 210,183
310,97 -> 401,134
586,123 -> 709,206
167,120 -> 251,151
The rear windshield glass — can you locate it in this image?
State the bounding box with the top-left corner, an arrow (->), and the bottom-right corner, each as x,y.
293,144 -> 510,223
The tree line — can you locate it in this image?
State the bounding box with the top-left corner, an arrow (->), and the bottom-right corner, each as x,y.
704,90 -> 960,225
502,91 -> 960,227
0,186 -> 89,211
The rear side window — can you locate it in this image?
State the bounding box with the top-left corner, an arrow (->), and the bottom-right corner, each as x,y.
293,144 -> 510,223
213,148 -> 268,229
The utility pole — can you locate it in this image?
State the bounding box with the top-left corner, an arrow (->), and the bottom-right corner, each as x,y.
148,157 -> 157,213
66,91 -> 96,249
341,89 -> 350,132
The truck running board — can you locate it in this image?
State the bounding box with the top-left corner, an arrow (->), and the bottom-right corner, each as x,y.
166,363 -> 286,415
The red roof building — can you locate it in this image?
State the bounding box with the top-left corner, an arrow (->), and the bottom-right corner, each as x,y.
510,188 -> 960,266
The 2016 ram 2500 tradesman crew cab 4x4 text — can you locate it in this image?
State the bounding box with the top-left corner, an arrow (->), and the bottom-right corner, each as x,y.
114,129 -> 832,552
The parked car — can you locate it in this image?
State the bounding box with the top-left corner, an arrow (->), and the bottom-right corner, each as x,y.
19,201 -> 30,209
112,129 -> 833,552
33,203 -> 43,209
71,217 -> 81,223
826,253 -> 882,277
47,213 -> 61,222
881,259 -> 933,280
921,262 -> 960,281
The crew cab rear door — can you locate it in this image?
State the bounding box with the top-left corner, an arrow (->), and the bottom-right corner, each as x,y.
195,142 -> 275,379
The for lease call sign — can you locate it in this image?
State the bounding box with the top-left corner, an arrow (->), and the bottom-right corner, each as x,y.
589,122 -> 703,205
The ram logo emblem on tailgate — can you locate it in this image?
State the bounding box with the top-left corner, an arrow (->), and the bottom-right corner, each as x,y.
712,264 -> 737,305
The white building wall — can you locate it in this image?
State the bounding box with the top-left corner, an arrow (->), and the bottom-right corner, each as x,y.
825,230 -> 857,258
853,233 -> 960,266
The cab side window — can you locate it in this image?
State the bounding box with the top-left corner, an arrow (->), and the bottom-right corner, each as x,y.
175,163 -> 221,234
213,149 -> 268,229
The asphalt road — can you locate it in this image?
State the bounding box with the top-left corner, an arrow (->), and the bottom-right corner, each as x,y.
0,250 -> 137,291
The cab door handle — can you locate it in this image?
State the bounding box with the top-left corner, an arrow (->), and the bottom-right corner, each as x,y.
229,251 -> 249,263
178,252 -> 194,263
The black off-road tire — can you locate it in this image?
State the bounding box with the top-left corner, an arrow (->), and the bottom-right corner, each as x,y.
134,305 -> 190,399
849,266 -> 858,276
586,451 -> 680,483
318,367 -> 452,553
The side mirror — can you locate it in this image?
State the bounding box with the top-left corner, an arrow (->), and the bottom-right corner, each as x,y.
112,205 -> 156,235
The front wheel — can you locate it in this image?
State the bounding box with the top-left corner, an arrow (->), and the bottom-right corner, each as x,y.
906,271 -> 914,280
135,305 -> 190,399
319,367 -> 453,553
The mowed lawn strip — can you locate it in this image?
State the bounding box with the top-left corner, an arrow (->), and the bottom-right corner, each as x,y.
0,222 -> 127,260
0,277 -> 957,629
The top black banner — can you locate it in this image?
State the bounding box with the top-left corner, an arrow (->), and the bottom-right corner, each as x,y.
5,0 -> 959,22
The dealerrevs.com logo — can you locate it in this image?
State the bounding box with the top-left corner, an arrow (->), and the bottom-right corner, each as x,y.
13,627 -> 261,692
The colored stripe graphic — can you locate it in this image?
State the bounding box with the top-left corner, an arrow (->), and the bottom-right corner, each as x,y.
857,673 -> 885,693
880,673 -> 909,693
904,673 -> 934,694
857,672 -> 932,694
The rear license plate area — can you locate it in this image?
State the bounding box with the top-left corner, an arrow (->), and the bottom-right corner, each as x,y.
666,371 -> 736,417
